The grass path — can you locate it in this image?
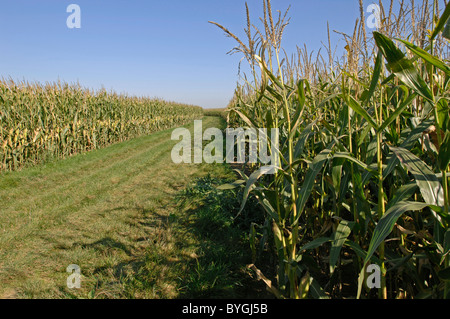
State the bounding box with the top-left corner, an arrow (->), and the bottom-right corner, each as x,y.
0,116 -> 249,298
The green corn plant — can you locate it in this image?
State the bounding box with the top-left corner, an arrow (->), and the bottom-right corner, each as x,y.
354,4 -> 450,297
212,0 -> 450,299
0,80 -> 204,172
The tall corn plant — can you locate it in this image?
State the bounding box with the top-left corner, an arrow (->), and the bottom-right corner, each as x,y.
354,3 -> 450,298
212,0 -> 336,299
213,0 -> 450,299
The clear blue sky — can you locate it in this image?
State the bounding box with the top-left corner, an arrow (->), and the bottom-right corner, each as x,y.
1,1 -> 377,108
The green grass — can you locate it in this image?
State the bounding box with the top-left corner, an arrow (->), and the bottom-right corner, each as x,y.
0,116 -> 264,299
175,174 -> 268,298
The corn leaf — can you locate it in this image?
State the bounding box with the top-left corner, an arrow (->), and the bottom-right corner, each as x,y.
364,51 -> 383,106
231,108 -> 259,129
438,131 -> 450,171
373,31 -> 434,103
436,98 -> 449,131
344,240 -> 381,264
344,95 -> 379,131
333,152 -> 378,174
357,201 -> 430,298
308,276 -> 330,299
390,146 -> 445,208
293,121 -> 316,159
379,93 -> 417,132
294,141 -> 336,226
330,220 -> 355,274
216,179 -> 246,190
255,55 -> 285,90
431,2 -> 450,40
237,165 -> 280,217
444,18 -> 450,40
397,39 -> 450,77
387,182 -> 418,210
297,237 -> 331,257
383,119 -> 434,179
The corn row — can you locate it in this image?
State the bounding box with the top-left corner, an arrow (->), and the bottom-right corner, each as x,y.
0,80 -> 203,171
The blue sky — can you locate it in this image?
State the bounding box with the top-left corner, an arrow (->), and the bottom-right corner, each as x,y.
1,1 -> 371,108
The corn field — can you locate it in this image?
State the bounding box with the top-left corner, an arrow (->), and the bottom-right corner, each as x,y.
0,80 -> 203,171
213,0 -> 450,298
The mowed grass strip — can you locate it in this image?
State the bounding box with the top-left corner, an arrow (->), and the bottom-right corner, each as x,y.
0,116 -> 235,298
